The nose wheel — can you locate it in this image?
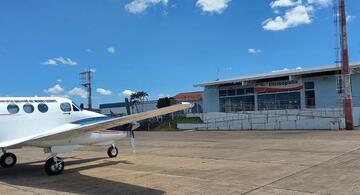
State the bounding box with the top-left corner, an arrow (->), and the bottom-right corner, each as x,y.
0,152 -> 17,168
45,156 -> 64,176
107,145 -> 118,158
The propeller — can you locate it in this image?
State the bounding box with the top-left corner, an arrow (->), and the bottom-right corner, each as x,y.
127,122 -> 139,154
130,126 -> 136,154
125,98 -> 138,153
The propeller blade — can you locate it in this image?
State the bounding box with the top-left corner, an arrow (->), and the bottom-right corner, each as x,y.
128,123 -> 136,154
130,130 -> 136,154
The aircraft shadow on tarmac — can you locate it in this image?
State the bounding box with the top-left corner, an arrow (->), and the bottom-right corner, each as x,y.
0,157 -> 165,195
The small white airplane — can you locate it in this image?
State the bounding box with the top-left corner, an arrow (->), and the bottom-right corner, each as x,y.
0,97 -> 193,176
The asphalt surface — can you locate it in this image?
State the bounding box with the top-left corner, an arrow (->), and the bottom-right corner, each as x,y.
1,130 -> 360,194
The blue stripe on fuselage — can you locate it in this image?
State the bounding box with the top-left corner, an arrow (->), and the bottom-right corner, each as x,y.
71,116 -> 115,126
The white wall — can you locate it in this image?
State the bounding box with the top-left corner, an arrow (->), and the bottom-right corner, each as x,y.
203,88 -> 219,112
178,107 -> 360,130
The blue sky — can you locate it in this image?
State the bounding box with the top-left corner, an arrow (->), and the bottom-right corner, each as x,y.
0,0 -> 359,107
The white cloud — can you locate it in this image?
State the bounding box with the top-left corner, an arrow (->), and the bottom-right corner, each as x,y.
85,49 -> 93,53
107,47 -> 116,54
196,0 -> 231,14
272,68 -> 290,72
44,84 -> 64,94
272,67 -> 302,72
120,90 -> 136,98
56,79 -> 62,83
307,0 -> 331,7
248,48 -> 262,54
347,15 -> 356,22
68,87 -> 87,99
42,57 -> 78,66
265,0 -> 331,31
125,0 -> 168,14
263,5 -> 313,31
55,57 -> 78,66
42,59 -> 57,65
96,88 -> 113,96
89,68 -> 96,73
270,0 -> 302,8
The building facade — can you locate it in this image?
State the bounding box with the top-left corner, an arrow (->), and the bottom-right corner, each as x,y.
173,91 -> 203,113
195,63 -> 360,113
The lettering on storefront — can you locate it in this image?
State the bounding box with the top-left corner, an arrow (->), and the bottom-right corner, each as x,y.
255,80 -> 303,93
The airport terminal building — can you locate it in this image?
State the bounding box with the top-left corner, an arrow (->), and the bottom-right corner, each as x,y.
195,63 -> 360,113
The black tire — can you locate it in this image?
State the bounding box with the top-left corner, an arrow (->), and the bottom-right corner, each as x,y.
45,157 -> 64,176
107,146 -> 118,158
0,153 -> 17,168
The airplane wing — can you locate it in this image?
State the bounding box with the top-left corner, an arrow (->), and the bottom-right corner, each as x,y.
1,103 -> 193,147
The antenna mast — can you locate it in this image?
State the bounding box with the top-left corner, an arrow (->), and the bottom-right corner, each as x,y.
338,0 -> 353,130
80,68 -> 93,111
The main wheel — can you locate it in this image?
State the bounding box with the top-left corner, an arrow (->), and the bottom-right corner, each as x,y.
45,157 -> 64,176
107,146 -> 118,158
0,153 -> 17,168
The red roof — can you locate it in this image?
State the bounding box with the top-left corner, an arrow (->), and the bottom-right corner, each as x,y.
173,91 -> 203,101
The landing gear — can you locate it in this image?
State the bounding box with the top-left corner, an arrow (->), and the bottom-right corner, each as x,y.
0,152 -> 17,168
107,144 -> 118,158
45,156 -> 64,176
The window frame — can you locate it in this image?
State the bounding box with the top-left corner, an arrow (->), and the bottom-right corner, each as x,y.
304,81 -> 316,108
72,104 -> 80,111
304,82 -> 315,90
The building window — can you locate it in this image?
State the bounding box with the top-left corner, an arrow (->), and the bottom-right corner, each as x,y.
7,104 -> 19,114
258,92 -> 301,110
220,96 -> 255,112
237,89 -> 245,95
336,76 -> 343,95
227,89 -> 236,96
38,104 -> 49,113
246,88 -> 254,94
304,81 -> 316,108
219,90 -> 227,97
23,104 -> 34,113
304,82 -> 315,90
60,103 -> 71,112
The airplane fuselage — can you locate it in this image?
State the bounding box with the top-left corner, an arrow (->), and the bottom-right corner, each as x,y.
0,97 -> 127,149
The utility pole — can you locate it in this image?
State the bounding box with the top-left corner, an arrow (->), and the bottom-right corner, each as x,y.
80,68 -> 93,111
339,0 -> 353,130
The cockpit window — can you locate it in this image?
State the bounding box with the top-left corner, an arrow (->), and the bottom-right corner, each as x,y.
72,104 -> 80,111
72,102 -> 81,111
60,103 -> 72,112
38,104 -> 49,113
23,104 -> 34,114
7,104 -> 19,114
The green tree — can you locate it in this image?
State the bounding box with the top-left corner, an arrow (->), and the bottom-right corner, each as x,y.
130,91 -> 149,113
157,97 -> 175,109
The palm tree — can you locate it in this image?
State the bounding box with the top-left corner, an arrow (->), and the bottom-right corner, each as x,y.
130,91 -> 149,113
